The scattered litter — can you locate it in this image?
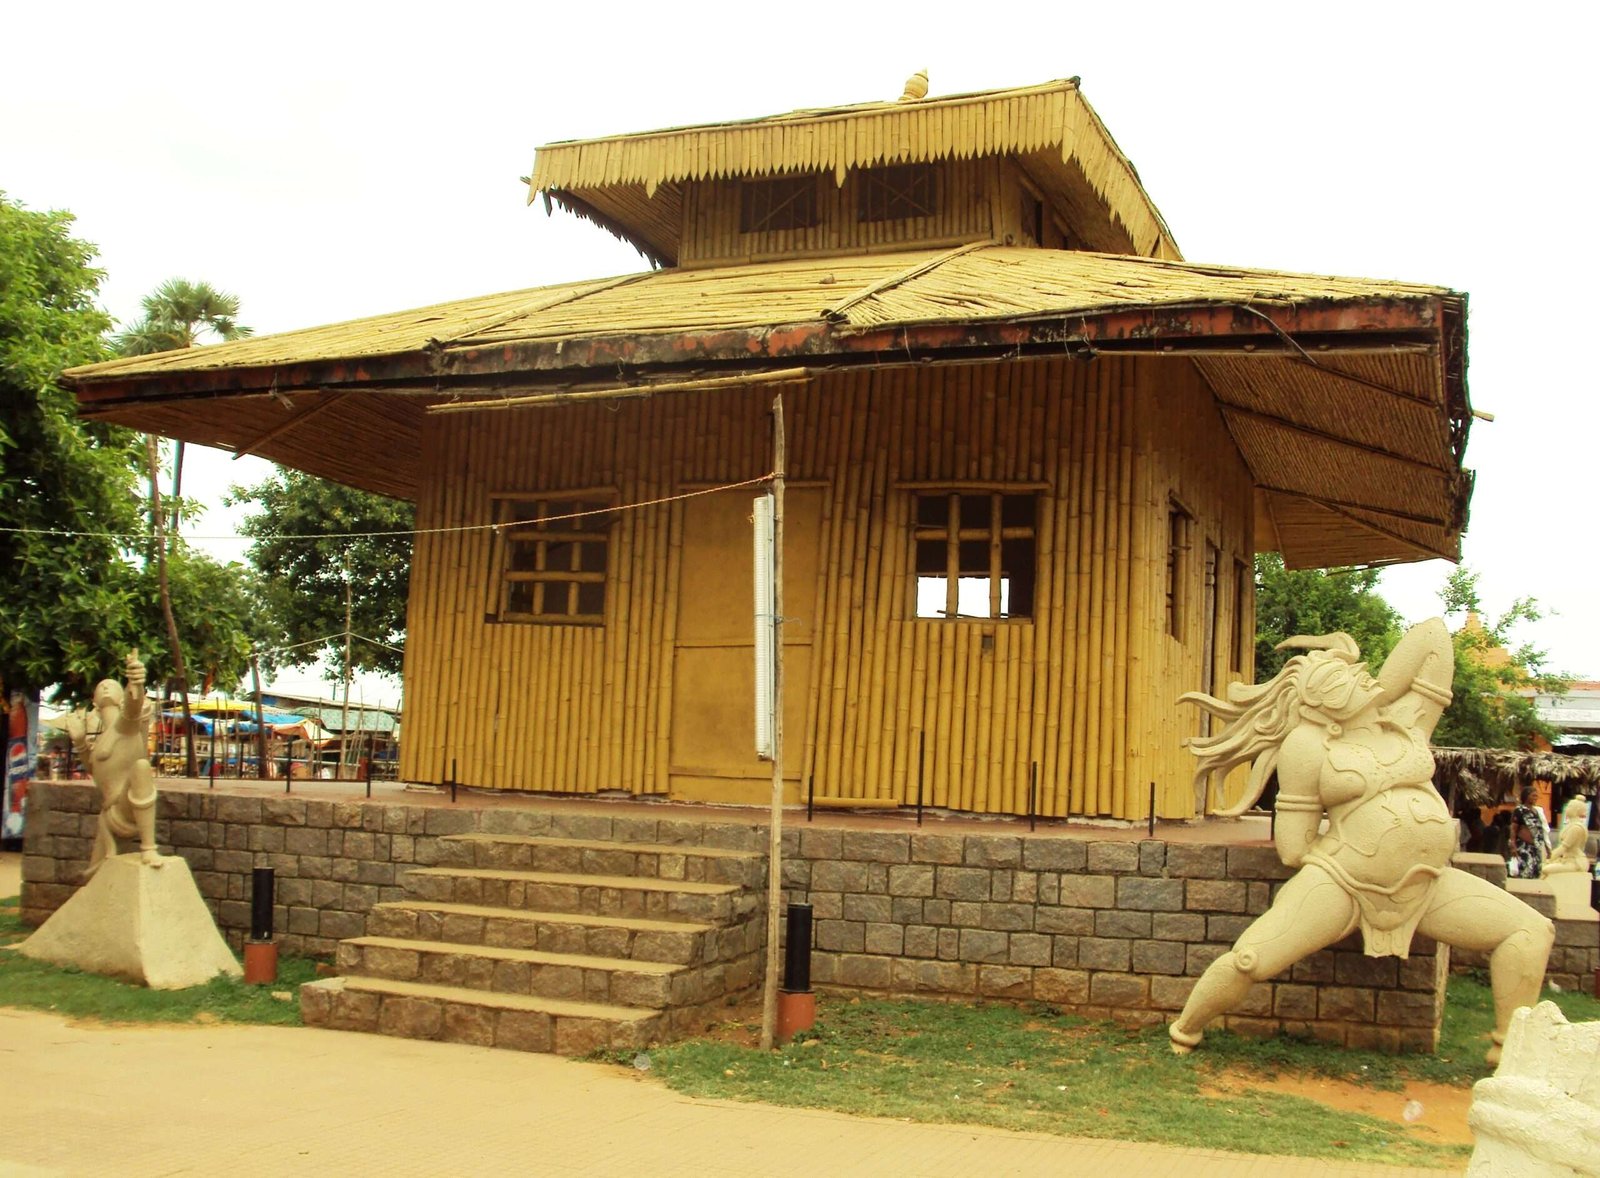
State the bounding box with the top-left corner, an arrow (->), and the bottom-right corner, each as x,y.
1550,982 -> 1564,992
1402,1100 -> 1424,1123
633,1053 -> 652,1071
270,991 -> 292,1002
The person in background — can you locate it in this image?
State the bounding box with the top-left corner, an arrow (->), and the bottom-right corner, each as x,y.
1510,787 -> 1551,880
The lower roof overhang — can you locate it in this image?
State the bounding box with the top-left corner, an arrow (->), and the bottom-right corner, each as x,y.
68,262 -> 1472,571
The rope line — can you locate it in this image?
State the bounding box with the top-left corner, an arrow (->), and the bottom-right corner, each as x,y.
0,473 -> 776,545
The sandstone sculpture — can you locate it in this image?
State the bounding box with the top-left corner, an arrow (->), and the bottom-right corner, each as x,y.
1542,796 -> 1592,876
64,650 -> 163,879
1168,620 -> 1554,1064
1466,1001 -> 1600,1176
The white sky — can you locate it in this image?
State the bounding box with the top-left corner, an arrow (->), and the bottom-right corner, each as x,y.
6,1 -> 1598,696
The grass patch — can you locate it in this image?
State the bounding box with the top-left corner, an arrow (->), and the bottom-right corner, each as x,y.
648,980 -> 1598,1168
0,896 -> 319,1028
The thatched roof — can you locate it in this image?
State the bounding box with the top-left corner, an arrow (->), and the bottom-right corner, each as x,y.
1432,746 -> 1600,806
529,79 -> 1180,264
66,244 -> 1471,568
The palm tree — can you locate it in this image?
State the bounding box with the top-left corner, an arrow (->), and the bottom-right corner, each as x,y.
115,279 -> 253,777
113,277 -> 252,355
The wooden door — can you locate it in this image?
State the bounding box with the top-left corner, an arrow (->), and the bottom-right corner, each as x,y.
668,488 -> 822,803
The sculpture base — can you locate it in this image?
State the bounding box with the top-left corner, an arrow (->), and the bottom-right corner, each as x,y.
18,853 -> 242,989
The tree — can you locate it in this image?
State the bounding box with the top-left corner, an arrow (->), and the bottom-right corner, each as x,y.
112,279 -> 252,773
1252,553 -> 1402,682
1433,567 -> 1566,750
230,469 -> 413,680
111,277 -> 252,355
0,193 -> 150,700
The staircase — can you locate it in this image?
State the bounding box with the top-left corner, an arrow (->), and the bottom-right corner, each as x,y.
300,830 -> 766,1055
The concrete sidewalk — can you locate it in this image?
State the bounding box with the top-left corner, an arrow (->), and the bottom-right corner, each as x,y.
0,1008 -> 1459,1178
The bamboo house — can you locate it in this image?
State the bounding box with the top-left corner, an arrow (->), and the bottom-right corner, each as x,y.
67,77 -> 1475,821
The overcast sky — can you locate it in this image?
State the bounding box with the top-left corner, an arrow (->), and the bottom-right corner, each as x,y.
7,1 -> 1597,703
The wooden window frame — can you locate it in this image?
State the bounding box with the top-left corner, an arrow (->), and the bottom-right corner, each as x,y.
491,493 -> 615,626
911,489 -> 1037,621
857,163 -> 939,223
739,175 -> 821,234
1231,557 -> 1251,673
1166,498 -> 1194,641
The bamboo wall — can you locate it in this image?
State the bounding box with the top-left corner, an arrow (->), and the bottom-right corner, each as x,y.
679,159 -> 998,265
399,355 -> 1253,819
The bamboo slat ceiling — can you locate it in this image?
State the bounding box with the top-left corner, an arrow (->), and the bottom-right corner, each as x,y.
528,79 -> 1181,264
68,245 -> 1471,570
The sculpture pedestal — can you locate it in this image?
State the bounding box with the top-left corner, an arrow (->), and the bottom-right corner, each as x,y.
18,853 -> 242,989
1508,874 -> 1597,921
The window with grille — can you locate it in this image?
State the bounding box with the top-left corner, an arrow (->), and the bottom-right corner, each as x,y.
494,496 -> 613,625
857,164 -> 938,222
913,491 -> 1036,620
739,175 -> 821,233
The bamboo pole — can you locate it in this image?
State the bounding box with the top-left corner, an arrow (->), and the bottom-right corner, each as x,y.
760,391 -> 787,1053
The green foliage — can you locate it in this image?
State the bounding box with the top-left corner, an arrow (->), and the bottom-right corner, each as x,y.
111,277 -> 251,355
647,994 -> 1498,1168
1433,567 -> 1567,750
136,545 -> 275,693
1252,554 -> 1402,682
0,906 -> 317,1026
229,468 -> 412,678
0,193 -> 151,699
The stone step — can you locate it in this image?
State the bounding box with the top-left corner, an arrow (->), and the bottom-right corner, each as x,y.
366,901 -> 721,965
404,867 -> 752,923
337,935 -> 688,1008
300,975 -> 660,1056
439,834 -> 764,887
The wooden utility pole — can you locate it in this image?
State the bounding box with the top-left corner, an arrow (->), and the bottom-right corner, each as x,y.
339,560 -> 353,781
251,655 -> 268,780
759,392 -> 786,1051
146,435 -> 197,777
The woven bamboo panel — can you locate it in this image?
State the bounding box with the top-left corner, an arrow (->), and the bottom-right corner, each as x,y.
1194,353 -> 1447,466
90,393 -> 426,500
678,157 -> 994,265
399,354 -> 1252,820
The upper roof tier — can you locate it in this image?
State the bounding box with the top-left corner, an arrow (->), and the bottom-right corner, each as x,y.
527,78 -> 1181,267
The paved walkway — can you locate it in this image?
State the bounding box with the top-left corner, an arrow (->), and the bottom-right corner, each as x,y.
2,843 -> 1462,1177
0,1008 -> 1459,1178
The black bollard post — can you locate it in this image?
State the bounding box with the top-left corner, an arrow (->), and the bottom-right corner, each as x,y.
1148,781 -> 1156,839
244,867 -> 278,984
916,732 -> 925,827
1028,762 -> 1038,833
1592,876 -> 1600,999
777,902 -> 815,1043
807,773 -> 814,824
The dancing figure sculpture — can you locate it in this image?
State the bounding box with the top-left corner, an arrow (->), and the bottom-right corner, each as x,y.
1168,619 -> 1553,1064
64,651 -> 163,880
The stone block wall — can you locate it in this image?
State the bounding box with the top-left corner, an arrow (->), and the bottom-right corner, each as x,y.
19,782 -> 769,957
22,782 -> 1463,1049
780,827 -> 1450,1051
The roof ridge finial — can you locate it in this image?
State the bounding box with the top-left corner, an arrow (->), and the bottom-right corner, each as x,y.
898,69 -> 929,103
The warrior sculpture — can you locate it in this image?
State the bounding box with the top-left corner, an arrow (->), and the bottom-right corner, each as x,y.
64,651 -> 163,880
1168,619 -> 1554,1064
